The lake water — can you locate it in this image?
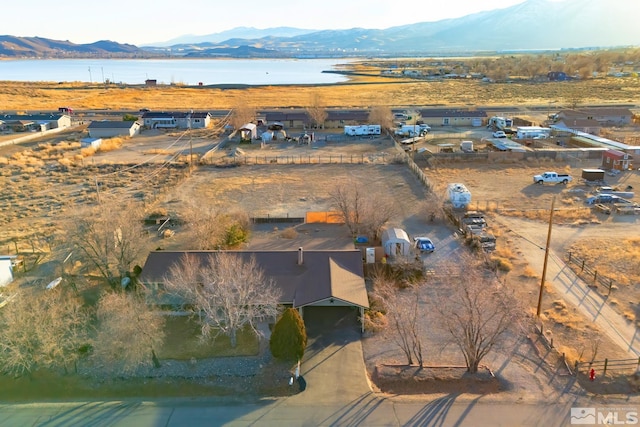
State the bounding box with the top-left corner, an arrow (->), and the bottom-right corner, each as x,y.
0,58 -> 353,85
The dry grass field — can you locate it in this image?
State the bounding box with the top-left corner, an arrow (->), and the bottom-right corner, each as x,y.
1,72 -> 640,111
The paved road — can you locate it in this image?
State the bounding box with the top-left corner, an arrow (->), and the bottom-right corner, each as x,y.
497,216 -> 640,357
0,395 -> 607,426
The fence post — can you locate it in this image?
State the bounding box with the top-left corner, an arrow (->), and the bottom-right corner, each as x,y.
568,252 -> 572,263
607,280 -> 613,297
594,270 -> 598,284
604,358 -> 608,376
581,259 -> 585,272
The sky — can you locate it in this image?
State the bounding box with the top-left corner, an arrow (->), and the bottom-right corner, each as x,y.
4,0 -> 568,46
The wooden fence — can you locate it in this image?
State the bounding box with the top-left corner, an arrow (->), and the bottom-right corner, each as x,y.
577,358 -> 640,376
566,251 -> 617,296
392,138 -> 433,191
203,153 -> 391,166
250,215 -> 304,224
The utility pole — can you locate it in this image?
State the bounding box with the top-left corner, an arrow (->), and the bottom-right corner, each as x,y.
536,196 -> 555,317
94,176 -> 101,204
188,113 -> 193,174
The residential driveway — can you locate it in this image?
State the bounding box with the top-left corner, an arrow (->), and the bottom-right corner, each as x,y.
496,216 -> 640,357
284,306 -> 373,405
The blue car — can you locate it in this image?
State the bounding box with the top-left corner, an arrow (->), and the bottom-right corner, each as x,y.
414,237 -> 435,253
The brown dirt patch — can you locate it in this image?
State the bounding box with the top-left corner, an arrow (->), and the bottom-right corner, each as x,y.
372,365 -> 502,395
577,371 -> 640,396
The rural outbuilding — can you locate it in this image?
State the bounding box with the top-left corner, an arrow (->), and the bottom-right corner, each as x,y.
417,109 -> 487,127
602,149 -> 633,171
381,228 -> 411,258
0,256 -> 14,287
581,169 -> 605,182
80,137 -> 102,150
87,120 -> 140,138
239,123 -> 257,141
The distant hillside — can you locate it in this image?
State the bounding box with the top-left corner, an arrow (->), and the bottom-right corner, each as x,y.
0,36 -> 145,58
154,0 -> 640,56
1,0 -> 638,59
153,26 -> 316,47
182,45 -> 282,58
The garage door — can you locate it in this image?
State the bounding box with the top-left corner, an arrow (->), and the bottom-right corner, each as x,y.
302,306 -> 359,336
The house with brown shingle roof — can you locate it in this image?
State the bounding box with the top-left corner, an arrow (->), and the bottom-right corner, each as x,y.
417,109 -> 487,127
139,249 -> 369,331
556,108 -> 633,126
554,118 -> 601,135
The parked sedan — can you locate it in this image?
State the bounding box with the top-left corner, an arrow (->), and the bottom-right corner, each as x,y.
492,131 -> 507,138
414,237 -> 435,253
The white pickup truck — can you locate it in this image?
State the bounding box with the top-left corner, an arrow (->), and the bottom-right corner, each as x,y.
533,171 -> 573,185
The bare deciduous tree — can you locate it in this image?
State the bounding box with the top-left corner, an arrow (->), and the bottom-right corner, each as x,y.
306,93 -> 327,128
165,253 -> 282,347
368,105 -> 394,131
329,181 -> 397,239
65,200 -> 147,286
0,288 -> 90,376
229,103 -> 256,130
183,204 -> 250,250
92,291 -> 165,373
373,276 -> 424,366
433,259 -> 521,373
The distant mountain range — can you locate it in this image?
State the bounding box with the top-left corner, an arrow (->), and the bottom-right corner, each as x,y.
1,0 -> 638,59
0,36 -> 143,58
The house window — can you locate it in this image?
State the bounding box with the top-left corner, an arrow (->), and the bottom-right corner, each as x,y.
443,118 -> 450,125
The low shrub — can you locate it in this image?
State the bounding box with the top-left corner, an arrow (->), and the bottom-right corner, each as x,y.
280,227 -> 298,239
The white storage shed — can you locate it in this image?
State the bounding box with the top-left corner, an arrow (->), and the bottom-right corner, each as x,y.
0,256 -> 14,287
239,123 -> 257,141
381,228 -> 411,258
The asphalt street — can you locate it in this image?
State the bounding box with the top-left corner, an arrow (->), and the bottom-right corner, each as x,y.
0,397 -> 596,426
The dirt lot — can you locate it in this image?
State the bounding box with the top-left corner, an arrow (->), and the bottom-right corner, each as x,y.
2,125 -> 639,399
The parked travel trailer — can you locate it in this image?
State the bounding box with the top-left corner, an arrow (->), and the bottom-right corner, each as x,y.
344,125 -> 381,136
487,116 -> 513,131
447,183 -> 472,209
516,126 -> 551,139
394,124 -> 430,137
460,140 -> 474,152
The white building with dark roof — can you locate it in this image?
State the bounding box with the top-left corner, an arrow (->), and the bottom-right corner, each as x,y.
87,120 -> 140,138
